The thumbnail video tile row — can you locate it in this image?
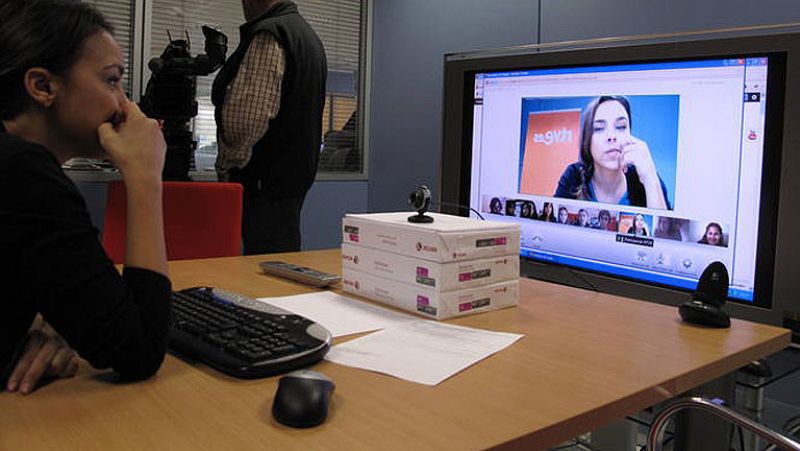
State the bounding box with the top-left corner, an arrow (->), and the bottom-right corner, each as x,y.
483,196 -> 728,247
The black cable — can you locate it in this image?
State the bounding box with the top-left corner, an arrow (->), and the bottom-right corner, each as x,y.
759,412 -> 800,451
626,415 -> 652,428
784,412 -> 800,436
548,439 -> 579,450
430,200 -> 485,220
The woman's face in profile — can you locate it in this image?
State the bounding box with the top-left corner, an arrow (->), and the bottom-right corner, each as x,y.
590,100 -> 630,172
705,226 -> 722,245
635,214 -> 645,230
53,31 -> 127,158
522,204 -> 531,216
544,204 -> 552,215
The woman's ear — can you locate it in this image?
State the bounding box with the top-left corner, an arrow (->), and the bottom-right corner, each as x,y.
23,67 -> 60,108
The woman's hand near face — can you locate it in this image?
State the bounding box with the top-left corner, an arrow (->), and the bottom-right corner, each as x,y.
97,101 -> 166,185
619,135 -> 658,185
620,135 -> 667,209
97,100 -> 168,276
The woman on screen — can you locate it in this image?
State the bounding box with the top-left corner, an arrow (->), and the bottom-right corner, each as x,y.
489,197 -> 503,214
557,206 -> 571,224
576,209 -> 590,227
541,202 -> 555,222
520,201 -> 538,219
553,96 -> 671,209
698,222 -> 726,247
627,214 -> 649,236
0,0 -> 170,394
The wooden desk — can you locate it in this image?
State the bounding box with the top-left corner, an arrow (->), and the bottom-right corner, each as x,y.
0,249 -> 789,450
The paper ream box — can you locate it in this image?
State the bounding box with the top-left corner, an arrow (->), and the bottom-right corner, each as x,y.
342,267 -> 519,320
342,212 -> 520,263
342,243 -> 519,291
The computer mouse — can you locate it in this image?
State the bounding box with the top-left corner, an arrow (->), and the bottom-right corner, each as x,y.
272,370 -> 335,428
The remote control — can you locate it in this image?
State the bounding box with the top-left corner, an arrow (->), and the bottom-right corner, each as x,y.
259,261 -> 341,288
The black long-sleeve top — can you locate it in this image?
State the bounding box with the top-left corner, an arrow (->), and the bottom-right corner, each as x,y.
0,125 -> 172,383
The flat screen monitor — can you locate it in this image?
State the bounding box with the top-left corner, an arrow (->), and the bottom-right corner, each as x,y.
441,31 -> 800,320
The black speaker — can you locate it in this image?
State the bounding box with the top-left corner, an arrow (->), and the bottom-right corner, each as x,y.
679,261 -> 731,328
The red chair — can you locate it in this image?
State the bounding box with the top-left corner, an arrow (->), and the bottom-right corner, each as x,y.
102,181 -> 243,263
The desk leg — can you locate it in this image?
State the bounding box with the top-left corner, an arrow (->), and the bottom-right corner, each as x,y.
674,373 -> 736,451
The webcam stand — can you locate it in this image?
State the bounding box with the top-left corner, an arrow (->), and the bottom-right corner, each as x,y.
408,185 -> 434,223
408,212 -> 434,223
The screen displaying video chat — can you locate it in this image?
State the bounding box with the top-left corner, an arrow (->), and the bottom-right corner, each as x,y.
469,57 -> 770,301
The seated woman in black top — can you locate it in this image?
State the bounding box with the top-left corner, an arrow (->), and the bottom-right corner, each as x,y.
1,0 -> 170,394
554,96 -> 671,209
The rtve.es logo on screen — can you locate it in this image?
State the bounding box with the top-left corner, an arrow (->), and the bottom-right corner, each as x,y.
532,127 -> 574,146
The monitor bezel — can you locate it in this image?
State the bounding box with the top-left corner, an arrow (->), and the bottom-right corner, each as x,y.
440,32 -> 794,315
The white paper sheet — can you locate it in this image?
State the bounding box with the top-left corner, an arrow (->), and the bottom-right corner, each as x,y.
324,320 -> 524,385
256,291 -> 415,337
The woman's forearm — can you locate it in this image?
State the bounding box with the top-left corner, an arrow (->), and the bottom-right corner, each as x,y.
123,177 -> 168,276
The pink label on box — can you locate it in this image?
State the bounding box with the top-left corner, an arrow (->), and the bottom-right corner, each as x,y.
416,295 -> 429,306
496,237 -> 507,245
349,233 -> 359,242
458,272 -> 472,281
458,302 -> 473,312
416,267 -> 429,277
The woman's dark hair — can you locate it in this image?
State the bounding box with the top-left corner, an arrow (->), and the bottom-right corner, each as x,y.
698,222 -> 725,246
557,206 -> 570,224
627,214 -> 648,236
541,202 -> 555,221
575,95 -> 633,200
520,201 -> 538,219
0,0 -> 113,120
489,197 -> 502,214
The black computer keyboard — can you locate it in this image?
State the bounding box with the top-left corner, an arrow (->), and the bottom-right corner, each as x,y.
169,286 -> 333,379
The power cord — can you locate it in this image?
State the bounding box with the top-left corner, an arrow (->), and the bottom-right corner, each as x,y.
430,200 -> 485,220
549,439 -> 580,450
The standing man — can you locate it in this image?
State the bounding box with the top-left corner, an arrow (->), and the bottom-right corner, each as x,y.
213,0 -> 327,254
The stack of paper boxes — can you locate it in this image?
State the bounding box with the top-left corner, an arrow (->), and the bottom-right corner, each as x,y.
341,212 -> 521,320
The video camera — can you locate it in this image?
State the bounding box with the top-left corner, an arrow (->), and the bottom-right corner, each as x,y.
140,25 -> 228,180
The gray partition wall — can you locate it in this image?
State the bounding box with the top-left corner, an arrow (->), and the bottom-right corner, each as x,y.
368,0 -> 539,213
539,0 -> 800,43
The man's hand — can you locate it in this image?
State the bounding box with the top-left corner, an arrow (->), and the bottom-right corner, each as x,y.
6,319 -> 79,395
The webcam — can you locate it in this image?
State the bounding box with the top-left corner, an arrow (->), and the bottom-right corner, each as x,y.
679,261 -> 731,328
408,185 -> 434,223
